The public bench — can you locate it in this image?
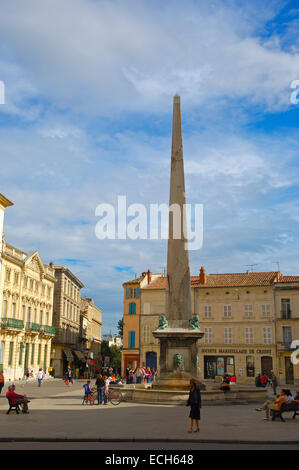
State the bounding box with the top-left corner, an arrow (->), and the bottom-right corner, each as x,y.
6,397 -> 21,415
271,402 -> 299,422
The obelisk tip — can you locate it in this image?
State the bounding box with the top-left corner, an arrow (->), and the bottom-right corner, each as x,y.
173,94 -> 180,103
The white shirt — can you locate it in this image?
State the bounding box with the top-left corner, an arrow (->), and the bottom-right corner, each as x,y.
37,371 -> 44,379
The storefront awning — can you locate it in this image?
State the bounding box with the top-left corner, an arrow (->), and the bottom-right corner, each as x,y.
63,349 -> 74,361
73,350 -> 85,360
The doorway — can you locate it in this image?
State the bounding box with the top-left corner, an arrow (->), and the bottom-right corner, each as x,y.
285,357 -> 294,384
261,356 -> 273,376
146,351 -> 157,370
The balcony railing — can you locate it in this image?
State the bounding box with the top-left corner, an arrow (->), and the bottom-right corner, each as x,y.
25,322 -> 41,332
281,311 -> 291,319
41,325 -> 56,335
1,318 -> 24,330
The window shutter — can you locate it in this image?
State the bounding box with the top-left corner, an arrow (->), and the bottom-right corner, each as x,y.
129,331 -> 135,348
126,288 -> 129,299
136,287 -> 140,298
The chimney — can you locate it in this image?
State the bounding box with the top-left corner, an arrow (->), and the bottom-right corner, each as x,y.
199,266 -> 207,284
147,269 -> 151,285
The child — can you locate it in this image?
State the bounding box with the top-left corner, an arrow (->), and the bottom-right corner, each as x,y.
83,380 -> 92,404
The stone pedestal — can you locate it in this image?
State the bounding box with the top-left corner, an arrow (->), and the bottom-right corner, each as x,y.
153,327 -> 204,390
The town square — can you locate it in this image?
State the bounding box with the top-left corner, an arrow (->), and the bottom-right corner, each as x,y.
0,0 -> 299,459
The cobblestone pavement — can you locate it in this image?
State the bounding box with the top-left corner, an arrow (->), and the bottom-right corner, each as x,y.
0,379 -> 297,445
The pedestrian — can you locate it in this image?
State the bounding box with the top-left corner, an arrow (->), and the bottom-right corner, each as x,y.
67,367 -> 74,385
103,375 -> 109,405
136,367 -> 143,384
95,374 -> 105,405
255,390 -> 287,420
255,373 -> 262,387
269,370 -> 278,395
37,368 -> 44,387
6,384 -> 30,413
294,390 -> 299,401
25,369 -> 30,382
83,380 -> 92,404
0,371 -> 4,394
186,378 -> 201,433
126,367 -> 130,384
142,366 -> 147,384
145,367 -> 152,384
220,374 -> 230,392
261,373 -> 268,388
283,389 -> 295,402
230,374 -> 237,385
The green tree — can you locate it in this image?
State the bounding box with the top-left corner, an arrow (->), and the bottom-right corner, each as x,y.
100,340 -> 121,369
117,318 -> 123,338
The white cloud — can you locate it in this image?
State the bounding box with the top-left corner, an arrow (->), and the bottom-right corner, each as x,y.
0,0 -> 298,116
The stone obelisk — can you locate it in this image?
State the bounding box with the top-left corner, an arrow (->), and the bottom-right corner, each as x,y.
153,95 -> 204,390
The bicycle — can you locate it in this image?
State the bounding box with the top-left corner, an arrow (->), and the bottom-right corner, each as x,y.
106,388 -> 123,405
82,387 -> 98,405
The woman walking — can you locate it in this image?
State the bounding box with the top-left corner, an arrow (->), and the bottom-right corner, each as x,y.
37,368 -> 44,387
103,375 -> 109,405
0,371 -> 4,394
186,378 -> 201,433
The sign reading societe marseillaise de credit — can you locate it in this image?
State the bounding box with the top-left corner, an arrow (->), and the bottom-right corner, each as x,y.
200,348 -> 273,355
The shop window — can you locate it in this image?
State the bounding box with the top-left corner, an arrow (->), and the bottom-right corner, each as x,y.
246,356 -> 255,377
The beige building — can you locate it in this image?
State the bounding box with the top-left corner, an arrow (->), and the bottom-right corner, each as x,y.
121,270 -> 161,373
51,266 -> 84,377
80,297 -> 102,373
125,267 -> 299,385
0,242 -> 56,381
274,277 -> 299,385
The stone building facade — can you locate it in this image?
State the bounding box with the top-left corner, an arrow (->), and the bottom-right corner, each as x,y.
80,297 -> 102,374
0,242 -> 56,381
121,270 -> 160,373
50,266 -> 84,377
123,268 -> 299,385
274,277 -> 299,384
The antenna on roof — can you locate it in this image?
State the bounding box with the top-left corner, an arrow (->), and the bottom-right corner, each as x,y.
273,261 -> 280,271
160,266 -> 166,276
244,264 -> 258,272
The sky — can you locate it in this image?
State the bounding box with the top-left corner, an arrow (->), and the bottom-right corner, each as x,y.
0,0 -> 299,334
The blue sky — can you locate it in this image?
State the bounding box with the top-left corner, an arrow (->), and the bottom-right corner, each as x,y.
0,0 -> 299,334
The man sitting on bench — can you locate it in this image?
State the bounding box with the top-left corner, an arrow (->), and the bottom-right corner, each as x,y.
6,385 -> 30,414
255,390 -> 286,420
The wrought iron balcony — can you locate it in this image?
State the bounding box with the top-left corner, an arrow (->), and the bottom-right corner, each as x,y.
41,325 -> 56,335
281,310 -> 291,319
25,322 -> 41,332
1,318 -> 24,330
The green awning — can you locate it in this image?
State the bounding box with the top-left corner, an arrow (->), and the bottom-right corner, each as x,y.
73,350 -> 85,360
63,349 -> 74,361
